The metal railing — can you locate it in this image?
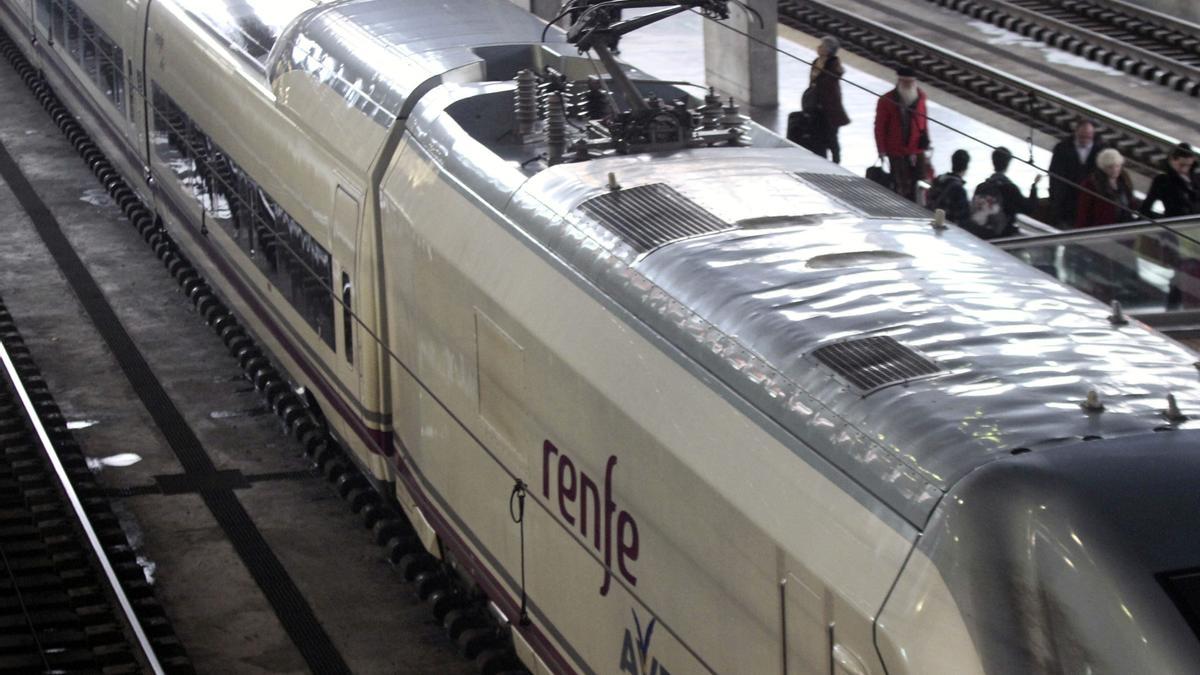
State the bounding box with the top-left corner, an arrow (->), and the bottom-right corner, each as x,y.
993,214 -> 1200,340
993,214 -> 1200,248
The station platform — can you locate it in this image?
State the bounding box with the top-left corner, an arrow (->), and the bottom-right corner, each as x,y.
619,7 -> 1051,195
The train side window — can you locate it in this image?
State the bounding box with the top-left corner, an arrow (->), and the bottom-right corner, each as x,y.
126,59 -> 133,120
35,0 -> 50,34
65,3 -> 80,62
342,272 -> 353,365
254,195 -> 279,275
80,16 -> 97,82
285,214 -> 334,349
102,41 -> 125,116
150,84 -> 335,350
59,2 -> 125,119
51,1 -> 64,45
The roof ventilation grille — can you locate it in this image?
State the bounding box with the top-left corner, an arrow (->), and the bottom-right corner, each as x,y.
578,183 -> 732,253
812,336 -> 941,392
794,172 -> 931,219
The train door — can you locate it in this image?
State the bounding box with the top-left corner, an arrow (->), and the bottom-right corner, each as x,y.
781,569 -> 833,674
332,183 -> 390,481
131,0 -> 152,189
332,184 -> 362,424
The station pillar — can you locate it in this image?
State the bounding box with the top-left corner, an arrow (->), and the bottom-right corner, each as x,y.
529,0 -> 560,23
703,0 -> 778,108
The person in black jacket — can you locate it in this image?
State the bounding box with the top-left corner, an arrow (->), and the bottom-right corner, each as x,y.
1048,118 -> 1103,228
1146,143 -> 1200,309
927,149 -> 971,225
1143,142 -> 1199,218
976,146 -> 1041,233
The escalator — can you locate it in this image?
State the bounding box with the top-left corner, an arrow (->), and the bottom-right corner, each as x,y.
995,215 -> 1200,351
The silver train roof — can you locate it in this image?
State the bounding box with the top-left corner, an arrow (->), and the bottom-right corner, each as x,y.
180,0 -> 320,68
266,0 -> 566,125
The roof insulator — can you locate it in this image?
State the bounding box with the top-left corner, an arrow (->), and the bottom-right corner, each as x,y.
607,172 -> 622,192
1164,393 -> 1188,422
932,208 -> 947,230
1108,300 -> 1128,326
1081,388 -> 1105,412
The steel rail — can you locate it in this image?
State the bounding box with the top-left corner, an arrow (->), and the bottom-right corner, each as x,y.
1098,0 -> 1200,40
776,0 -> 1181,173
923,0 -> 1200,94
0,337 -> 166,675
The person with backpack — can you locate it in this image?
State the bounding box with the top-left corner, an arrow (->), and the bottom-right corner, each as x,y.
971,147 -> 1041,237
927,149 -> 971,225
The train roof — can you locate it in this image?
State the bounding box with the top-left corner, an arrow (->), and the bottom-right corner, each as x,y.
265,0 -> 566,126
182,0 -> 323,69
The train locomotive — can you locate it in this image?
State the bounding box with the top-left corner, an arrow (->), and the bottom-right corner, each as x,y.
4,0 -> 1200,672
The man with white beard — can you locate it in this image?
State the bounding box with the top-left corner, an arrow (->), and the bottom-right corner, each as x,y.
874,66 -> 930,201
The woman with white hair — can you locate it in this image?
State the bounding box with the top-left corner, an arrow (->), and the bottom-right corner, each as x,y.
1075,147 -> 1139,228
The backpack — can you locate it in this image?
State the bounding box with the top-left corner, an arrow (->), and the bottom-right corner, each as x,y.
801,85 -> 818,113
967,176 -> 1011,239
866,164 -> 894,191
926,173 -> 962,213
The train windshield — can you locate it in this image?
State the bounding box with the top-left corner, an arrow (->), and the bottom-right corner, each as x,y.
1159,569 -> 1200,642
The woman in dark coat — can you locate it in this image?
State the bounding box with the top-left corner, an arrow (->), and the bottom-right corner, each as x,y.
1143,142 -> 1199,218
805,36 -> 850,163
1075,148 -> 1139,228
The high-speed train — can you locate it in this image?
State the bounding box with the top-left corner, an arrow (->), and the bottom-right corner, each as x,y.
5,0 -> 1200,672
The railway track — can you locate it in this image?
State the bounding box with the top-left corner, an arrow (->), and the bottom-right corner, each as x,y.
0,300 -> 190,674
922,0 -> 1200,95
776,0 -> 1182,173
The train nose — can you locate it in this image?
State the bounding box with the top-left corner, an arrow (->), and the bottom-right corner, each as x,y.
878,431 -> 1200,675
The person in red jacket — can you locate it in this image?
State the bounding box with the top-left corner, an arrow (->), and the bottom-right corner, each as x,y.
875,66 -> 929,201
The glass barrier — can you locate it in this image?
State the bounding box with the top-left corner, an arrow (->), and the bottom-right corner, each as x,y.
995,216 -> 1200,316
